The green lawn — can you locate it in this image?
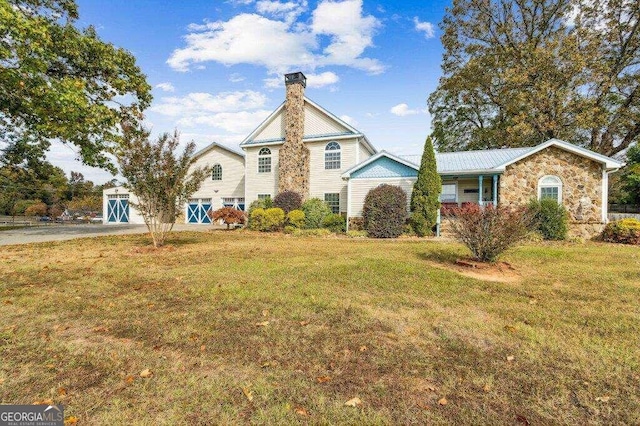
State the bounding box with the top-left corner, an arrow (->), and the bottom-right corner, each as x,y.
1,231 -> 639,425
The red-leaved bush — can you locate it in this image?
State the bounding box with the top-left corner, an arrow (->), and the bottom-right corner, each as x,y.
447,204 -> 534,262
209,207 -> 246,229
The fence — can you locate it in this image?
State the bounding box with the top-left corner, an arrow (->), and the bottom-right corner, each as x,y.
608,204 -> 640,213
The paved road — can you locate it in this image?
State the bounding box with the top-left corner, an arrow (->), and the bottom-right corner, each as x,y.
0,223 -> 211,246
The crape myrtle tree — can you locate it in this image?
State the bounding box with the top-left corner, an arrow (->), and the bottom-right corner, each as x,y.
0,0 -> 152,171
116,124 -> 211,247
429,0 -> 640,156
410,136 -> 441,236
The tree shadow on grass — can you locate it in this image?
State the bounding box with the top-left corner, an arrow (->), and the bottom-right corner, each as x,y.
416,245 -> 465,265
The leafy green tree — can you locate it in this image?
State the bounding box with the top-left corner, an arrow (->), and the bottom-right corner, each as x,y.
410,136 -> 441,236
0,0 -> 152,170
621,145 -> 640,204
429,0 -> 639,156
116,124 -> 210,247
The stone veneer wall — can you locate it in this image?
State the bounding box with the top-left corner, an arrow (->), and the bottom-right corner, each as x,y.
278,81 -> 310,198
499,146 -> 605,238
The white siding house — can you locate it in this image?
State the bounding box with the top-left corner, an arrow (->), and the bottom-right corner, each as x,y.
240,96 -> 376,212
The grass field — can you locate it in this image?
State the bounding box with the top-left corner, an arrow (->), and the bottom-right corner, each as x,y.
1,231 -> 639,424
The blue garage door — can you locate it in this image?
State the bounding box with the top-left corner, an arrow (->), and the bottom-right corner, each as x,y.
107,195 -> 129,223
222,197 -> 246,211
187,199 -> 212,224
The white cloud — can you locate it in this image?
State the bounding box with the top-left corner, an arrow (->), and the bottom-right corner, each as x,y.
390,103 -> 427,116
168,0 -> 383,75
151,91 -> 267,116
168,14 -> 316,73
229,73 -> 245,83
155,82 -> 175,92
339,115 -> 358,127
413,17 -> 435,39
256,0 -> 307,23
311,0 -> 383,73
177,110 -> 272,134
150,90 -> 271,134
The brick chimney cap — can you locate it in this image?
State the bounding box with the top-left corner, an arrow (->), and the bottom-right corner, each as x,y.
284,72 -> 306,87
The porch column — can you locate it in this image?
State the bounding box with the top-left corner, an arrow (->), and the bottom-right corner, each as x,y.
492,175 -> 498,206
478,175 -> 484,206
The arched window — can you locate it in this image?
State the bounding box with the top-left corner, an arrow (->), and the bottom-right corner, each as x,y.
325,141 -> 341,170
211,164 -> 222,181
538,175 -> 562,202
258,147 -> 271,173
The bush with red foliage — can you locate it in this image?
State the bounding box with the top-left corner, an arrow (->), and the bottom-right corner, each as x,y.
446,203 -> 535,262
273,190 -> 303,214
209,207 -> 246,229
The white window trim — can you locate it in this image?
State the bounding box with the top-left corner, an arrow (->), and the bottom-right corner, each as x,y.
440,182 -> 458,203
258,148 -> 272,173
324,141 -> 341,170
323,192 -> 341,214
538,175 -> 563,202
211,163 -> 222,181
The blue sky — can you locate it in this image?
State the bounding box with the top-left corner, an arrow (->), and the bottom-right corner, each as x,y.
50,0 -> 449,183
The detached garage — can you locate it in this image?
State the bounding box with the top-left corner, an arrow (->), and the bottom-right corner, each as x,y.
102,187 -> 145,224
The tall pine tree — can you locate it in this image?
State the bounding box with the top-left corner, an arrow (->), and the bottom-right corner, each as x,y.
410,136 -> 441,236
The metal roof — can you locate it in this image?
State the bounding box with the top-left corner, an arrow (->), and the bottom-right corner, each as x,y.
399,147 -> 535,174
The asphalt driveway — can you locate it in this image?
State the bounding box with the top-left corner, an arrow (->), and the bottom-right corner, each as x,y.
0,223 -> 210,246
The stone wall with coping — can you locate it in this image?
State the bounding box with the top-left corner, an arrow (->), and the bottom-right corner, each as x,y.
278,81 -> 310,199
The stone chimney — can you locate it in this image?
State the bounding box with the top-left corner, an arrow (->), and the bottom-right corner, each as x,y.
278,72 -> 310,198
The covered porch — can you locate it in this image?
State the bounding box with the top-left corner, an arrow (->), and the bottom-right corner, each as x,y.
440,174 -> 501,212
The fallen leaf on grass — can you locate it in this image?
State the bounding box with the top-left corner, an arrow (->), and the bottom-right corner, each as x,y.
295,407 -> 309,416
33,399 -> 54,405
262,309 -> 269,317
299,320 -> 309,326
242,387 -> 254,402
595,396 -> 611,402
506,355 -> 515,362
426,385 -> 437,392
256,321 -> 269,327
65,416 -> 78,425
515,414 -> 530,425
139,369 -> 153,378
438,397 -> 448,406
483,384 -> 492,392
504,325 -> 517,333
344,397 -> 362,407
3,300 -> 13,305
57,387 -> 67,396
125,375 -> 135,384
316,376 -> 331,383
200,345 -> 206,352
359,345 -> 368,352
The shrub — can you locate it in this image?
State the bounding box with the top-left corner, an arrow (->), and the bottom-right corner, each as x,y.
301,198 -> 332,229
286,209 -> 305,228
283,225 -> 296,234
24,201 -> 47,217
249,208 -> 265,231
274,191 -> 302,213
528,198 -> 568,240
292,228 -> 332,237
410,136 -> 441,234
261,208 -> 285,232
248,197 -> 273,216
322,213 -> 346,233
209,207 -> 245,229
409,211 -> 431,237
447,204 -> 535,262
363,184 -> 407,238
602,218 -> 640,245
